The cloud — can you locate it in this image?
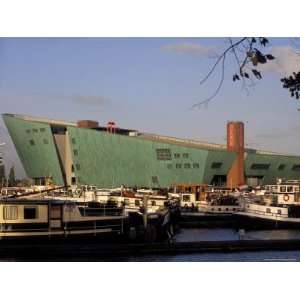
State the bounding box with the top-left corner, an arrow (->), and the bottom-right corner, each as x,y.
257,46 -> 300,76
162,41 -> 217,57
73,95 -> 111,106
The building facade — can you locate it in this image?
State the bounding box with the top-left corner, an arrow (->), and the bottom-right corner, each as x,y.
3,113 -> 300,188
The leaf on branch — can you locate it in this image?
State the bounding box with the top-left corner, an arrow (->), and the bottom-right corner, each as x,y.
252,69 -> 262,80
266,54 -> 275,60
254,50 -> 267,64
259,38 -> 269,47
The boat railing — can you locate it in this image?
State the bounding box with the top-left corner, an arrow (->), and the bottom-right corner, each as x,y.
246,208 -> 289,218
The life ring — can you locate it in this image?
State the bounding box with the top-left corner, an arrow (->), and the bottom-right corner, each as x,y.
284,194 -> 289,201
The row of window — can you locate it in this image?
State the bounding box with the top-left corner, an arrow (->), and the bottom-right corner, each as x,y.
29,139 -> 49,146
174,153 -> 189,158
156,149 -> 191,160
26,128 -> 46,134
3,206 -> 37,220
167,163 -> 200,169
251,163 -> 300,171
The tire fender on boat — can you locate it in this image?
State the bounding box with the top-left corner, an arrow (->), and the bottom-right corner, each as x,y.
284,194 -> 289,201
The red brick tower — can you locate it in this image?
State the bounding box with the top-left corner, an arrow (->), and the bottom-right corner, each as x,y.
226,121 -> 245,188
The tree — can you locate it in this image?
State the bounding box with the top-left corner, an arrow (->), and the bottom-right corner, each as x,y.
195,37 -> 296,108
8,166 -> 16,187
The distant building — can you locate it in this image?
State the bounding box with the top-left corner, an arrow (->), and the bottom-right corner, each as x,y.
3,113 -> 300,188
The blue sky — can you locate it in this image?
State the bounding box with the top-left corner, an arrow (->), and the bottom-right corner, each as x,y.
1,37 -> 300,178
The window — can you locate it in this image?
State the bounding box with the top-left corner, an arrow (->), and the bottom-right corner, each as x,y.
43,139 -> 48,144
40,128 -> 46,132
280,186 -> 286,192
29,139 -> 35,146
32,129 -> 38,133
156,149 -> 171,160
151,200 -> 156,206
24,207 -> 37,219
3,206 -> 18,220
193,163 -> 200,168
218,208 -> 221,211
152,176 -> 158,184
292,165 -> 300,171
278,164 -> 286,170
184,163 -> 191,169
176,163 -> 182,169
287,186 -> 293,193
26,129 -> 31,133
71,138 -> 76,144
167,164 -> 172,169
76,164 -> 81,171
174,153 -> 180,158
250,163 -> 270,170
135,200 -> 140,206
71,164 -> 75,172
266,208 -> 271,214
182,195 -> 190,202
211,162 -> 222,169
183,153 -> 189,158
73,149 -> 78,156
277,209 -> 281,215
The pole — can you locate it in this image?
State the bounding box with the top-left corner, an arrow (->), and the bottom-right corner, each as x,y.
143,194 -> 148,229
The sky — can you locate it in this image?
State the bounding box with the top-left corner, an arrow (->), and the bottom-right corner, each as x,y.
1,37 -> 300,179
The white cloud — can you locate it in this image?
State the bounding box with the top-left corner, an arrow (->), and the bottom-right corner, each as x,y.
257,46 -> 300,76
162,41 -> 217,57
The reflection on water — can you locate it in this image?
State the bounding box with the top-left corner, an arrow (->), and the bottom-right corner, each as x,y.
175,228 -> 300,242
2,228 -> 300,261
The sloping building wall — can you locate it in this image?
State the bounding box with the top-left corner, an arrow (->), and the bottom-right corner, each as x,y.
67,126 -> 236,188
245,152 -> 300,185
3,115 -> 64,185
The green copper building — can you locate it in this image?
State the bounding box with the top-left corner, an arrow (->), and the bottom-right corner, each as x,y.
3,113 -> 300,188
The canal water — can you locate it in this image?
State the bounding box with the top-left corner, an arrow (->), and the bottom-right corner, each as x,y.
115,228 -> 300,262
2,228 -> 300,261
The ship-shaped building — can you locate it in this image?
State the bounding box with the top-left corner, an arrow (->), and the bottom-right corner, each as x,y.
3,113 -> 300,188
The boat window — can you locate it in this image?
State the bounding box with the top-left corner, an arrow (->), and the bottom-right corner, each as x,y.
184,163 -> 191,169
151,200 -> 156,206
218,208 -> 222,211
124,198 -> 129,205
174,153 -> 180,158
3,206 -> 18,220
24,207 -> 38,219
266,208 -> 271,213
29,139 -> 35,146
232,208 -> 236,211
277,209 -> 281,215
193,163 -> 200,169
183,153 -> 189,158
71,138 -> 76,144
278,164 -> 285,170
176,163 -> 182,169
135,200 -> 140,206
182,195 -> 190,202
280,186 -> 286,192
32,129 -> 38,133
287,186 -> 293,193
295,187 -> 300,192
73,149 -> 78,156
40,128 -> 46,132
